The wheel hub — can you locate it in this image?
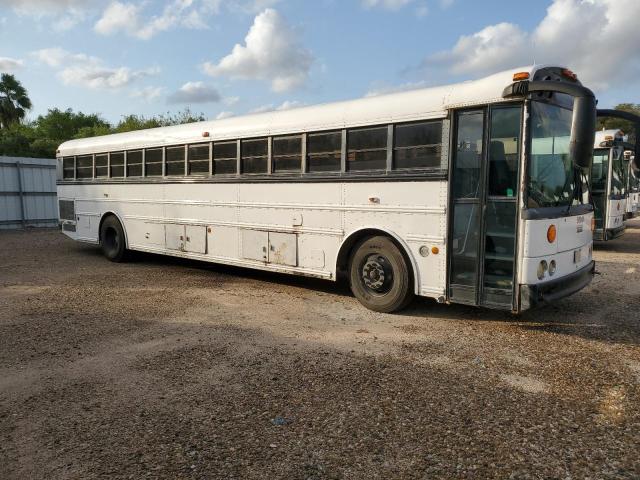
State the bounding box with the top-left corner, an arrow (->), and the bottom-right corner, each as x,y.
362,255 -> 393,293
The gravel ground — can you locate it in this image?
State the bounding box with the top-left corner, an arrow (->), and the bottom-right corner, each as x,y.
1,221 -> 640,479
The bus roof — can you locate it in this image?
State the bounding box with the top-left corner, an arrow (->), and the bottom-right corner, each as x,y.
59,65 -> 560,157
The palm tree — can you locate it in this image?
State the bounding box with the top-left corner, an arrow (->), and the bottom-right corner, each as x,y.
0,73 -> 32,129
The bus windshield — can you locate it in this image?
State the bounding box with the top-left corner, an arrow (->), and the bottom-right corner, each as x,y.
527,101 -> 583,208
611,147 -> 625,196
591,149 -> 609,191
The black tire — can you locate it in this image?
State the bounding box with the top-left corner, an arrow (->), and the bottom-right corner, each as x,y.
100,215 -> 128,262
349,235 -> 413,313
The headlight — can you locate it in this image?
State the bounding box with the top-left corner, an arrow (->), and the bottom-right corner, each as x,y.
537,260 -> 548,280
548,260 -> 557,276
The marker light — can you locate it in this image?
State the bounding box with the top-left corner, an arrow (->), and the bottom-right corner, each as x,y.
202,131 -> 210,137
513,72 -> 530,81
591,217 -> 596,233
547,224 -> 557,243
431,246 -> 440,255
562,69 -> 578,81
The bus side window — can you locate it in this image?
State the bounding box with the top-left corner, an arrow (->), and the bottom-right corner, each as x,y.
307,131 -> 341,173
95,154 -> 108,178
63,157 -> 75,179
76,155 -> 93,179
127,150 -> 143,177
394,121 -> 442,170
241,138 -> 268,174
188,143 -> 210,176
273,135 -> 302,173
110,152 -> 125,178
213,141 -> 238,175
347,126 -> 387,171
145,148 -> 163,176
166,146 -> 185,176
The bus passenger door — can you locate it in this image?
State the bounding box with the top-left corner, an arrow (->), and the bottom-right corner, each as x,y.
448,106 -> 521,308
448,110 -> 485,305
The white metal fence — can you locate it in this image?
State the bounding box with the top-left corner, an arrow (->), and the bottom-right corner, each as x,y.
0,156 -> 58,230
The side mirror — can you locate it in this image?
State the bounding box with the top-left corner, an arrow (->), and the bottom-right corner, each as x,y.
570,95 -> 597,169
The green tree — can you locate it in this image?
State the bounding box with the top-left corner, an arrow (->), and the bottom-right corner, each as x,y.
113,108 -> 205,133
0,105 -> 208,157
0,123 -> 37,157
0,73 -> 32,129
35,108 -> 111,143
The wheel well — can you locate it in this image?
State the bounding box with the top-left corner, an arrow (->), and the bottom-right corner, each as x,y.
98,212 -> 124,245
336,229 -> 415,282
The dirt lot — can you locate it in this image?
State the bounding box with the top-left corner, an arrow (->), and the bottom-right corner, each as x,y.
1,222 -> 640,479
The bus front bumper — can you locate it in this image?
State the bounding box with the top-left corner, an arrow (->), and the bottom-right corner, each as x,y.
593,226 -> 625,241
519,260 -> 595,310
605,226 -> 625,241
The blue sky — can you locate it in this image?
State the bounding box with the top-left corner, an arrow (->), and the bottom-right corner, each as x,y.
1,0 -> 639,124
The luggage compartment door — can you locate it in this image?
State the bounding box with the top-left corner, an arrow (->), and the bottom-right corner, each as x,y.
268,232 -> 297,267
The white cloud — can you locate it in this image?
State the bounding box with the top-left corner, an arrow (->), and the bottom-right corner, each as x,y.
0,56 -> 24,71
365,80 -> 430,97
0,0 -> 93,12
223,96 -> 240,106
31,47 -> 99,68
275,100 -> 305,111
94,1 -> 140,36
53,8 -> 87,31
235,0 -> 281,13
250,100 -> 305,113
203,9 -> 313,92
416,4 -> 428,17
167,81 -> 221,104
31,47 -> 159,90
362,0 -> 413,10
216,111 -> 235,119
60,65 -> 158,89
0,0 -> 102,29
94,0 -> 222,39
429,22 -> 526,76
439,0 -> 454,8
131,86 -> 166,102
426,0 -> 640,90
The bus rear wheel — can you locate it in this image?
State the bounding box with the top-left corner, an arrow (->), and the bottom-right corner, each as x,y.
100,215 -> 128,262
349,236 -> 413,313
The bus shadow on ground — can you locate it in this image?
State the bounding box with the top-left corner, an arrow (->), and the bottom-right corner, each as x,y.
75,243 -> 640,346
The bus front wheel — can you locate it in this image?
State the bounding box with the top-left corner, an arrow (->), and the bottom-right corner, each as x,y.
349,236 -> 413,313
100,215 -> 128,263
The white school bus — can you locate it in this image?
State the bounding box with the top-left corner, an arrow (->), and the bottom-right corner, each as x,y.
57,66 -> 597,313
592,110 -> 640,240
626,150 -> 640,219
591,129 -> 629,240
